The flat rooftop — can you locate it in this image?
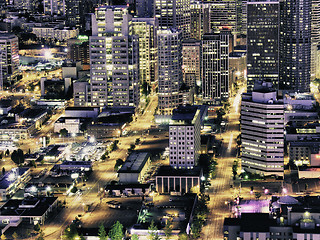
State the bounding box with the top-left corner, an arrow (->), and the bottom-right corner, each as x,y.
156,166 -> 202,177
0,197 -> 57,217
118,152 -> 150,173
0,168 -> 29,190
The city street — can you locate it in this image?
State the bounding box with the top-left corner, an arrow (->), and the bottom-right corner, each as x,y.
202,87 -> 245,239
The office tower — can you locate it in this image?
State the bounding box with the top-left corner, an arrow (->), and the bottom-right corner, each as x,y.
246,0 -> 279,92
279,0 -> 311,92
67,36 -> 90,65
43,0 -> 65,15
135,0 -> 154,17
90,6 -> 139,108
132,18 -> 158,84
65,0 -> 80,28
201,32 -> 229,105
241,84 -> 284,176
190,1 -> 210,40
311,0 -> 320,80
154,0 -> 191,38
0,34 -> 19,90
182,39 -> 201,88
157,29 -> 183,115
169,105 -> 201,168
205,0 -> 237,35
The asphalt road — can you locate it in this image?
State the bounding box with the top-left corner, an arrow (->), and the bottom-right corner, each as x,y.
202,86 -> 245,240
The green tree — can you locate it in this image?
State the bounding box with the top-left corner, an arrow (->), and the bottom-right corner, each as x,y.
2,167 -> 4,175
164,218 -> 173,240
148,221 -> 160,240
31,160 -> 37,168
63,223 -> 78,240
12,232 -> 18,240
108,221 -> 124,240
98,223 -> 107,240
34,223 -> 41,232
114,159 -> 124,171
255,192 -> 262,200
60,128 -> 68,137
178,233 -> 188,240
36,229 -> 45,240
131,234 -> 139,240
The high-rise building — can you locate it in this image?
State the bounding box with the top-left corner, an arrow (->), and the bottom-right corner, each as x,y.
246,0 -> 279,92
169,105 -> 201,168
154,0 -> 191,38
182,39 -> 201,88
204,0 -> 237,35
157,29 -> 183,115
67,36 -> 90,65
135,0 -> 154,17
201,32 -> 229,105
90,5 -> 139,108
190,1 -> 210,40
241,84 -> 284,176
0,34 -> 19,90
311,0 -> 320,80
279,0 -> 311,92
132,18 -> 158,84
43,0 -> 65,15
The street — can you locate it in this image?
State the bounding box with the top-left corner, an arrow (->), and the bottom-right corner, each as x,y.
202,86 -> 245,239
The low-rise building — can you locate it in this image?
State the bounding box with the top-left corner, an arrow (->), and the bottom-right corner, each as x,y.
0,197 -> 58,233
288,142 -> 320,166
105,183 -> 151,197
54,117 -> 81,134
19,108 -> 48,129
87,123 -> 123,139
32,27 -> 78,41
118,152 -> 151,184
0,168 -> 31,201
0,123 -> 35,140
156,166 -> 202,194
64,107 -> 99,118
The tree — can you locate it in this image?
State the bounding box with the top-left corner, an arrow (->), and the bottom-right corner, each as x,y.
108,221 -> 124,240
31,160 -> 37,168
36,229 -> 45,240
148,221 -> 160,240
2,167 -> 4,175
63,223 -> 78,240
164,218 -> 173,240
131,234 -> 139,240
5,149 -> 9,157
178,233 -> 189,240
34,223 -> 41,232
60,128 -> 68,137
98,223 -> 107,240
255,192 -> 262,200
114,159 -> 124,171
11,149 -> 24,165
12,232 -> 18,240
0,152 -> 2,160
0,234 -> 6,240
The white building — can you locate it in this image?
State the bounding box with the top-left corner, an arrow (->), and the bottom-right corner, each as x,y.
241,86 -> 285,176
169,105 -> 201,168
32,27 -> 78,42
54,117 -> 81,134
89,5 -> 139,108
157,29 -> 183,115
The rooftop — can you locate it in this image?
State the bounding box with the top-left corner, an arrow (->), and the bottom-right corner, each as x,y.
156,166 -> 202,177
0,168 -> 30,190
118,151 -> 150,173
0,197 -> 57,217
